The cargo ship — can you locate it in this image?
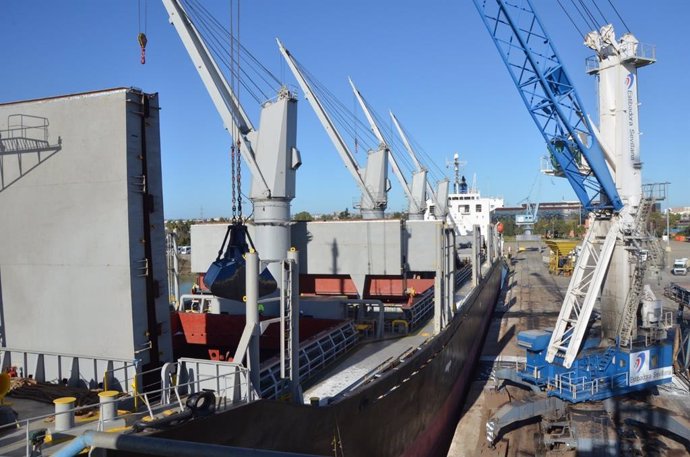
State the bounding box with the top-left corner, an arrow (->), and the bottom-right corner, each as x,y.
143,257 -> 505,457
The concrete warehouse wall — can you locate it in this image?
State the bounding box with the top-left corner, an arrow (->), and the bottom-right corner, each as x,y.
0,89 -> 172,365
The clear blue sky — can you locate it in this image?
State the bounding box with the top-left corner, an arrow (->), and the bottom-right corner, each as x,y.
2,1 -> 688,219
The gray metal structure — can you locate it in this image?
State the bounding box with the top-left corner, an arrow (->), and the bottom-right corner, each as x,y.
0,88 -> 172,367
193,219 -> 450,300
348,79 -> 426,220
163,0 -> 301,279
389,111 -> 450,219
278,40 -> 388,219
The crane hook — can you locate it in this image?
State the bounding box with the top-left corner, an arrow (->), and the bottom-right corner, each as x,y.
138,32 -> 148,65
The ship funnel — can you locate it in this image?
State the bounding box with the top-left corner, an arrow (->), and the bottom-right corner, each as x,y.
205,224 -> 278,300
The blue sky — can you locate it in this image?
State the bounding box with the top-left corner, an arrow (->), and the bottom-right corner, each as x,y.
2,1 -> 688,219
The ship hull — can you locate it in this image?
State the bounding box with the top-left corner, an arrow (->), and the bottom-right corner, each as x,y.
113,260 -> 504,457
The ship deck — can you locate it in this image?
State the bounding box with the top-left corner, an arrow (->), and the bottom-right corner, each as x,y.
449,239 -> 690,457
303,262 -> 489,403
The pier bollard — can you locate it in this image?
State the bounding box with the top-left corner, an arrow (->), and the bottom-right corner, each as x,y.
99,390 -> 119,422
53,396 -> 76,431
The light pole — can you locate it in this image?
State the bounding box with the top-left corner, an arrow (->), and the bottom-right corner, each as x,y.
666,208 -> 671,252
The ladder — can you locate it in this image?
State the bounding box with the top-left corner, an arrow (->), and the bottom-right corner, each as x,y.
546,218 -> 620,368
617,197 -> 659,346
280,259 -> 294,380
617,260 -> 645,347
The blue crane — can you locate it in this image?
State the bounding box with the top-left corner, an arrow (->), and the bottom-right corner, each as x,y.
474,0 -> 675,446
473,0 -> 622,214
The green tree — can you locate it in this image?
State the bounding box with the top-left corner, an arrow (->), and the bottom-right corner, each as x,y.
338,208 -> 351,220
293,211 -> 313,222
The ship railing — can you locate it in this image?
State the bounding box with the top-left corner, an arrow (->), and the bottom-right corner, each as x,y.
547,371 -> 629,401
0,396 -> 131,456
169,358 -> 256,407
405,264 -> 472,331
406,287 -> 435,330
0,347 -> 140,395
3,363 -> 255,455
259,321 -> 359,399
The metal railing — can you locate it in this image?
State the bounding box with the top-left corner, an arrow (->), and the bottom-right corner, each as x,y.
547,371 -> 629,401
0,347 -> 139,392
585,41 -> 656,73
2,114 -> 50,141
1,358 -> 255,455
259,321 -> 358,399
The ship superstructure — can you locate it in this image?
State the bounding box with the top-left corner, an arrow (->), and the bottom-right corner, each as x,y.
425,153 -> 504,242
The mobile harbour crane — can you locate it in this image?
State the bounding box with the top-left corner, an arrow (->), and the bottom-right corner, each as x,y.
473,0 -> 676,447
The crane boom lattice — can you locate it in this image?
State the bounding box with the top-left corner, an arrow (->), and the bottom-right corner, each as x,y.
473,0 -> 622,213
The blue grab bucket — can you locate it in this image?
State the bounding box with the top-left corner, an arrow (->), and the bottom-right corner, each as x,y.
204,224 -> 277,300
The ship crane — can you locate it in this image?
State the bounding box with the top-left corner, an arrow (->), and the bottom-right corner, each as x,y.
161,0 -> 300,278
162,0 -> 302,392
389,111 -> 451,220
515,174 -> 541,236
278,39 -> 389,219
348,79 -> 427,220
474,0 -> 674,446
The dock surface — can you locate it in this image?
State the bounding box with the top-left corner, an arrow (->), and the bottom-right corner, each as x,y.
448,240 -> 690,457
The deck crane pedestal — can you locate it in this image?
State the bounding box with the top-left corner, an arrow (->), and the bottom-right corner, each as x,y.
473,0 -> 675,447
278,40 -> 389,220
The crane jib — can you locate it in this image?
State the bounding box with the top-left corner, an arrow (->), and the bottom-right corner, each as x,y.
473,0 -> 623,213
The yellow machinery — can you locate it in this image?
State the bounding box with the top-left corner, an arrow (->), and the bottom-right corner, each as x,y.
544,240 -> 578,276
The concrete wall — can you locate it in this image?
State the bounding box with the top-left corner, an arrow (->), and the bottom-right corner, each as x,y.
0,89 -> 171,365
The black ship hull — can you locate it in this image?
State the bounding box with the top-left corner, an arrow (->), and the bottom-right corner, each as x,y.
114,260 -> 505,457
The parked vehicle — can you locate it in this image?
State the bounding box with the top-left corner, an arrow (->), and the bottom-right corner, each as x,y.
672,258 -> 688,276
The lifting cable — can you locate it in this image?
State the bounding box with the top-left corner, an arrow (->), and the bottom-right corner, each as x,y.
183,0 -> 280,104
568,0 -> 596,32
588,0 -> 609,28
577,0 -> 600,30
138,0 -> 148,64
229,0 -> 243,223
606,0 -> 631,33
556,0 -> 585,38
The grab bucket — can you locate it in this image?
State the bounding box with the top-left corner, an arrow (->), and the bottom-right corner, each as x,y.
205,224 -> 277,300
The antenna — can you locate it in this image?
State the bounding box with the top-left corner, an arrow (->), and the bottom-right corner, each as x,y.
452,152 -> 467,193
